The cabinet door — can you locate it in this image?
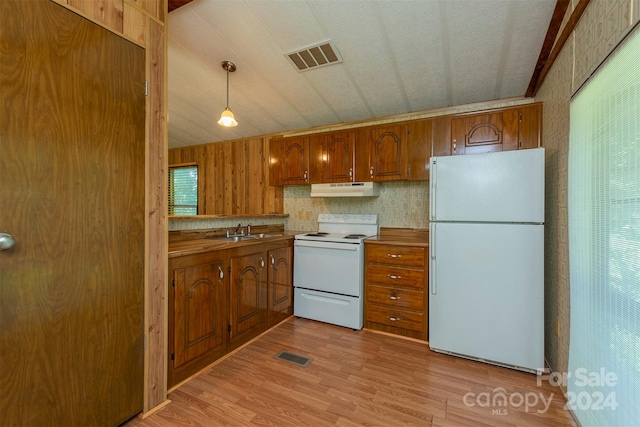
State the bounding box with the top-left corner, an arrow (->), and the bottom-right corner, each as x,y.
173,260 -> 227,367
358,124 -> 408,181
230,252 -> 267,344
518,103 -> 542,149
406,119 -> 432,180
431,116 -> 452,157
267,246 -> 293,327
280,136 -> 310,184
323,131 -> 356,182
451,111 -> 517,155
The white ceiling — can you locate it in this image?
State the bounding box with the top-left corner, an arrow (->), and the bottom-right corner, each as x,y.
168,0 -> 556,148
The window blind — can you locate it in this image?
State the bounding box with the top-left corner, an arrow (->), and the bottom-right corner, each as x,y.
168,166 -> 198,215
568,26 -> 640,425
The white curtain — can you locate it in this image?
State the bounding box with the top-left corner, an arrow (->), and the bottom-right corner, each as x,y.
568,26 -> 640,426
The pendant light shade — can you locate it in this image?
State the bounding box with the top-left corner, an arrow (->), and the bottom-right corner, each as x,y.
218,60 -> 238,127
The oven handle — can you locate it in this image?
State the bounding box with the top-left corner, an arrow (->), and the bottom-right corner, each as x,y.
294,240 -> 359,251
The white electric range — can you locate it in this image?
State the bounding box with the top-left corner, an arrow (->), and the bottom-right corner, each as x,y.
293,214 -> 378,329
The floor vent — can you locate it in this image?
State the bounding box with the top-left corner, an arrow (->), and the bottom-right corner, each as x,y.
274,350 -> 313,367
285,40 -> 342,72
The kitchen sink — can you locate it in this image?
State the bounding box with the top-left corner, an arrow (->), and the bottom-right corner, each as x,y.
213,235 -> 259,242
210,233 -> 282,242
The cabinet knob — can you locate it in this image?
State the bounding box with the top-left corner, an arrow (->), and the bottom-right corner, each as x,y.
388,274 -> 402,279
388,316 -> 400,322
218,266 -> 224,279
303,170 -> 308,181
270,255 -> 275,265
453,139 -> 457,154
369,166 -> 374,177
388,295 -> 399,300
349,168 -> 353,179
260,257 -> 265,268
387,253 -> 402,258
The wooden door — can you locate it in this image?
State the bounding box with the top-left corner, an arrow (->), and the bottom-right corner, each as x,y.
0,1 -> 145,425
431,116 -> 452,157
280,137 -> 310,184
267,246 -> 293,327
173,261 -> 227,367
322,131 -> 355,183
518,103 -> 542,149
358,125 -> 408,181
450,111 -> 518,155
229,252 -> 267,344
406,119 -> 432,180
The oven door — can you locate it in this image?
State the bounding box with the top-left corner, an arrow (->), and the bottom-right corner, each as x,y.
293,239 -> 363,296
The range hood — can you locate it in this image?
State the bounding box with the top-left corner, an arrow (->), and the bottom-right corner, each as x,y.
310,182 -> 380,197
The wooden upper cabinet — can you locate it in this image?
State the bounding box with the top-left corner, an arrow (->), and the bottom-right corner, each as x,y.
449,103 -> 542,156
309,131 -> 356,183
518,103 -> 542,150
271,136 -> 310,185
406,119 -> 432,180
432,116 -> 452,157
451,111 -> 517,155
357,124 -> 408,182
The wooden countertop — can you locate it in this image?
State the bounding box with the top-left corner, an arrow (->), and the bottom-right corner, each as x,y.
365,227 -> 429,248
168,232 -> 296,258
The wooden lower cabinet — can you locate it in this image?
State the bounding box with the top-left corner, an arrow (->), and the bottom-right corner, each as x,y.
364,242 -> 428,340
267,245 -> 293,327
229,250 -> 268,346
168,238 -> 293,387
173,259 -> 227,368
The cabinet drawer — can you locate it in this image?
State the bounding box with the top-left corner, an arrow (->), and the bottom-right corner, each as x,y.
367,244 -> 425,267
366,284 -> 424,310
366,264 -> 424,288
365,305 -> 424,332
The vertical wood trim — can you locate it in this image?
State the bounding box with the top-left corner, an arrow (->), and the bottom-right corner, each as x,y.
144,14 -> 168,413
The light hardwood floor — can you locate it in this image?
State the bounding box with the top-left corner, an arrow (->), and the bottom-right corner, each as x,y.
126,317 -> 577,426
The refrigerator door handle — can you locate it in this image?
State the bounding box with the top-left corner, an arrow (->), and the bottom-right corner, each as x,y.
430,159 -> 436,221
430,223 -> 437,295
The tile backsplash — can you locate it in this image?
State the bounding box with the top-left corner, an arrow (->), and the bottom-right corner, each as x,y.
169,180 -> 429,233
284,180 -> 429,232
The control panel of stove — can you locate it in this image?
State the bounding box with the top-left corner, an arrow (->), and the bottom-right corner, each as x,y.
317,214 -> 377,224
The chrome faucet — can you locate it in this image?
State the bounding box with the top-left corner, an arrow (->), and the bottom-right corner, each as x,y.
247,223 -> 252,235
234,223 -> 243,235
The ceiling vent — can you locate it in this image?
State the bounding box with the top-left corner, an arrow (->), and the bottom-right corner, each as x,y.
285,40 -> 343,72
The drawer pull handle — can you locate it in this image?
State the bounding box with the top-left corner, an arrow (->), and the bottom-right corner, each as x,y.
388,274 -> 402,279
388,316 -> 400,322
387,253 -> 402,258
218,266 -> 224,279
388,295 -> 399,300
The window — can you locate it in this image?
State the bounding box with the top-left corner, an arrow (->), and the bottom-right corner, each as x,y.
168,165 -> 198,215
568,26 -> 639,426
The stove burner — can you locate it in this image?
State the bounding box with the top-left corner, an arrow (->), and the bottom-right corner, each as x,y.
306,232 -> 329,237
344,234 -> 367,239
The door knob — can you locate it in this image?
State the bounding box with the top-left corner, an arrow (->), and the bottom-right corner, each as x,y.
0,233 -> 16,250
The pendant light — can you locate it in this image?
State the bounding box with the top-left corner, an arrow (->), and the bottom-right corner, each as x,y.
218,60 -> 238,127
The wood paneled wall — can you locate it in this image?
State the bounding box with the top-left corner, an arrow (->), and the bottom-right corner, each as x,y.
169,137 -> 284,216
51,0 -> 169,415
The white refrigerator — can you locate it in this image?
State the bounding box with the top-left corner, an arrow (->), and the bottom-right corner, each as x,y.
429,148 -> 545,374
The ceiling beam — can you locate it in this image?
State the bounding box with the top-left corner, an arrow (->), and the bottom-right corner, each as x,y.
525,0 -> 570,97
526,0 -> 591,97
168,0 -> 193,13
